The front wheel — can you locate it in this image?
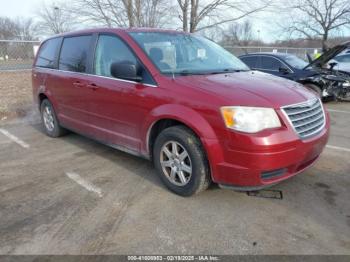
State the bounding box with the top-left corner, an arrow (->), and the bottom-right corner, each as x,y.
153,126 -> 211,196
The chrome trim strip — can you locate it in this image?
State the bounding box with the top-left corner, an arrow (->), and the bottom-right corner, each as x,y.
283,101 -> 320,116
281,98 -> 326,140
293,114 -> 324,128
280,97 -> 318,109
298,122 -> 324,134
34,66 -> 158,88
290,108 -> 323,122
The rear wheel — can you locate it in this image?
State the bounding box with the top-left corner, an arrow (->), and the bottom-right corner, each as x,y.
304,83 -> 322,98
153,126 -> 211,196
40,99 -> 67,137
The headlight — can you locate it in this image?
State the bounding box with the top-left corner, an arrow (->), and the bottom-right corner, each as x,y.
220,106 -> 281,133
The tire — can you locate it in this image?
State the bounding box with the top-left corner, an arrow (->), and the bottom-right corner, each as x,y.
153,125 -> 211,196
40,99 -> 67,137
304,83 -> 322,98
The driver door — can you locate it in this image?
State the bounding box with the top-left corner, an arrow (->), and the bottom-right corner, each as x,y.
86,34 -> 153,151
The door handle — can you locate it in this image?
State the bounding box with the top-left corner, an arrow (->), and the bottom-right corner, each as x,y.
87,83 -> 99,90
73,81 -> 85,88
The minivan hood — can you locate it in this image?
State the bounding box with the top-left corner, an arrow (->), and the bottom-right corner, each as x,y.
175,71 -> 316,108
305,41 -> 350,69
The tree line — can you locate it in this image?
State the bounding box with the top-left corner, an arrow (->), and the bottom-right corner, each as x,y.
0,0 -> 349,51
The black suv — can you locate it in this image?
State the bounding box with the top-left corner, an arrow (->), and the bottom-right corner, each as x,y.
239,52 -> 326,96
239,44 -> 350,101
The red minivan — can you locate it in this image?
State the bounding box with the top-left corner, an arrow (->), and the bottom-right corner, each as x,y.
32,28 -> 330,196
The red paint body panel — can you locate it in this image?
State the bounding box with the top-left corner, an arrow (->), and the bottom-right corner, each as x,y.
32,28 -> 330,188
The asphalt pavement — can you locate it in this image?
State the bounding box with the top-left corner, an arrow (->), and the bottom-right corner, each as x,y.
0,103 -> 349,255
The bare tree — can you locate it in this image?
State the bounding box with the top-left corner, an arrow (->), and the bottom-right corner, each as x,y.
36,2 -> 76,35
72,0 -> 170,28
0,17 -> 17,59
176,0 -> 271,33
0,17 -> 37,40
223,20 -> 253,46
281,0 -> 350,51
122,0 -> 135,27
0,17 -> 18,39
14,18 -> 38,40
0,17 -> 38,60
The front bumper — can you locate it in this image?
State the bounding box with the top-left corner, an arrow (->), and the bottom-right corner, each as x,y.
206,111 -> 330,189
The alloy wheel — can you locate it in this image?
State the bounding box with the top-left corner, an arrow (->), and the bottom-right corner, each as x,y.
160,141 -> 192,186
42,105 -> 55,132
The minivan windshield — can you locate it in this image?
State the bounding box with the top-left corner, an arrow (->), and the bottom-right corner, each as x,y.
129,32 -> 249,75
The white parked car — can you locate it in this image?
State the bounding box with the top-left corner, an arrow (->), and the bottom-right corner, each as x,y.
327,53 -> 350,73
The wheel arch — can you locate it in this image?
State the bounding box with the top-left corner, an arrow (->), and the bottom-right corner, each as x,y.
38,93 -> 48,108
142,104 -> 223,180
37,88 -> 59,114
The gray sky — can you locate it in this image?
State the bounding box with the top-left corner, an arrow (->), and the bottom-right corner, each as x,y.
0,0 -> 282,43
0,0 -> 42,18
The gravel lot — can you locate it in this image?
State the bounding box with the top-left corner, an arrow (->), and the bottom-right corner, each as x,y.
0,72 -> 349,255
0,71 -> 33,121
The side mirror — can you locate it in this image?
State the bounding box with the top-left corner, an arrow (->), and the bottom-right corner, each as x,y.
279,67 -> 290,74
328,61 -> 338,70
110,61 -> 142,82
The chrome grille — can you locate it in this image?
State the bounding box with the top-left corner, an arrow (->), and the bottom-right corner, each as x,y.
282,98 -> 325,139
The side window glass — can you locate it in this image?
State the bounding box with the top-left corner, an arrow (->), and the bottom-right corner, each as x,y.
241,56 -> 257,68
59,35 -> 92,73
94,34 -> 155,85
261,57 -> 282,71
256,56 -> 262,69
338,55 -> 350,62
94,35 -> 137,77
35,38 -> 61,68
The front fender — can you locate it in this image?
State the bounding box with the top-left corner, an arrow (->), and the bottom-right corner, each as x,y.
141,104 -> 219,153
141,104 -> 225,182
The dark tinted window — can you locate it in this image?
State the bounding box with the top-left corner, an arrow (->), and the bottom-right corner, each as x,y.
59,35 -> 92,72
241,56 -> 258,68
94,35 -> 137,77
261,56 -> 282,70
35,38 -> 61,68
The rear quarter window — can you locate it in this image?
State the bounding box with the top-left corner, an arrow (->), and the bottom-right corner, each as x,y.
59,35 -> 92,73
35,38 -> 61,68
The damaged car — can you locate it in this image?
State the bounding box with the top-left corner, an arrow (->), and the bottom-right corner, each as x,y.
239,42 -> 350,101
327,53 -> 350,73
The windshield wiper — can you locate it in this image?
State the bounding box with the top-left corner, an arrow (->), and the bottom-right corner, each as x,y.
167,68 -> 248,76
178,70 -> 195,75
177,70 -> 208,75
209,68 -> 248,74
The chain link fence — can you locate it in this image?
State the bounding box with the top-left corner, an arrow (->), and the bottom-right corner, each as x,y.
0,40 -> 323,71
224,46 -> 322,60
0,40 -> 41,71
